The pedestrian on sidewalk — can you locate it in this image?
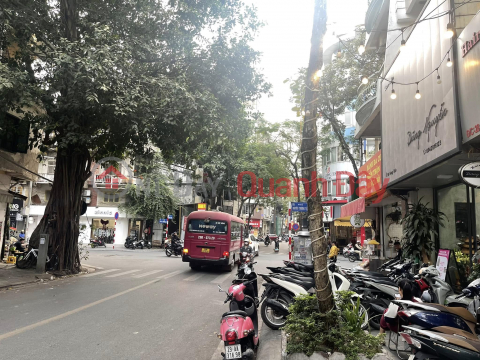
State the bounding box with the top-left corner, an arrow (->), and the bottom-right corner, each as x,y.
328,241 -> 339,262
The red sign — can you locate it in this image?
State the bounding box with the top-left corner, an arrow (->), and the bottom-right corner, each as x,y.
467,124 -> 480,138
462,30 -> 480,57
358,150 -> 382,198
247,219 -> 261,228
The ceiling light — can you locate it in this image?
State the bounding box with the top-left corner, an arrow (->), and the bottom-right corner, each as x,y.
446,23 -> 455,39
390,89 -> 397,100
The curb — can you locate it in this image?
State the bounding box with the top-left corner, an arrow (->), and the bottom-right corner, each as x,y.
281,330 -> 288,360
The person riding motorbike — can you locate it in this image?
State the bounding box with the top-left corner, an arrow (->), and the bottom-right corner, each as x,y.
240,239 -> 253,260
353,241 -> 363,258
274,237 -> 280,251
171,232 -> 181,252
264,234 -> 270,245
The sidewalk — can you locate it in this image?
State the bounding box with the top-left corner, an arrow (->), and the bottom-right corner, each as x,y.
0,263 -> 42,289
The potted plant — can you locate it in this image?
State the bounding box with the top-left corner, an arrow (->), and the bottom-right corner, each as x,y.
402,199 -> 446,264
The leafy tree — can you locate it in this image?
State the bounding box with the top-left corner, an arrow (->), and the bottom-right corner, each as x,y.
287,33 -> 383,177
2,0 -> 269,272
120,153 -> 178,223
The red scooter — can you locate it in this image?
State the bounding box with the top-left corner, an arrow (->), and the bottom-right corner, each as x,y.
217,279 -> 259,360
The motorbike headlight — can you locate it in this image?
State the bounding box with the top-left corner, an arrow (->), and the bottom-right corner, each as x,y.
245,267 -> 252,275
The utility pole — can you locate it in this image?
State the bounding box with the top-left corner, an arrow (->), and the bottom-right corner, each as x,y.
301,0 -> 333,312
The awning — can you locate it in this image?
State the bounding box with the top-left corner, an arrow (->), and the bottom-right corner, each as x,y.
340,197 -> 365,218
0,190 -> 15,203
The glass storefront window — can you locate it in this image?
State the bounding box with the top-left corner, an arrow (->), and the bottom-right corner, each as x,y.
437,183 -> 467,250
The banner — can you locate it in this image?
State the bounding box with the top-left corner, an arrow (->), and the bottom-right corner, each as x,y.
436,249 -> 450,281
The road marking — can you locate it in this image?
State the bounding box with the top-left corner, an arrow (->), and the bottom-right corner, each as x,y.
0,276 -> 166,342
210,273 -> 231,284
105,269 -> 141,278
132,270 -> 164,278
82,264 -> 104,270
82,269 -> 119,277
183,273 -> 205,282
156,270 -> 185,280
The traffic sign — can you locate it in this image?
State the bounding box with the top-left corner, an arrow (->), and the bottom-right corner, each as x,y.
114,212 -> 119,220
291,202 -> 307,212
159,219 -> 168,224
167,214 -> 173,220
292,223 -> 300,231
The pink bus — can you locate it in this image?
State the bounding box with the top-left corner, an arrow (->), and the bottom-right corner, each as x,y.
182,211 -> 244,272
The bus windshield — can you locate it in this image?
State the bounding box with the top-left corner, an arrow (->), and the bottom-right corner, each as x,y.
188,219 -> 228,234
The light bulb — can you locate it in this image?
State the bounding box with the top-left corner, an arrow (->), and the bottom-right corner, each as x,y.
446,23 -> 454,39
358,44 -> 365,55
415,90 -> 421,100
390,89 -> 397,100
447,58 -> 453,67
361,76 -> 369,85
437,75 -> 442,84
400,40 -> 406,51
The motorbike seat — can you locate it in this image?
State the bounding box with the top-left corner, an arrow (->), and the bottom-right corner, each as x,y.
432,326 -> 479,341
364,278 -> 397,286
300,264 -> 314,271
222,310 -> 248,318
407,303 -> 477,324
281,277 -> 315,289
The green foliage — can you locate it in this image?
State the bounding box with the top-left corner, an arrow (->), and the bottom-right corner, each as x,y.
402,199 -> 446,262
468,263 -> 480,282
455,250 -> 470,279
119,153 -> 178,221
284,293 -> 384,360
3,0 -> 269,162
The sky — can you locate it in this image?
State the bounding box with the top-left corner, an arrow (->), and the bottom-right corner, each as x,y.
245,0 -> 369,124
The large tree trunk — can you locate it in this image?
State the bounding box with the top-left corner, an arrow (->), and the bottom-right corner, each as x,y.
301,0 -> 333,312
29,148 -> 91,273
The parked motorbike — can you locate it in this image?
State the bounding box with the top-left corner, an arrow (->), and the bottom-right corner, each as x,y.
165,242 -> 183,257
400,325 -> 480,360
259,261 -> 368,330
217,279 -> 259,360
124,236 -> 137,249
90,237 -> 107,248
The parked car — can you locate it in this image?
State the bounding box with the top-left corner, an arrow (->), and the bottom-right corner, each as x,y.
246,234 -> 259,257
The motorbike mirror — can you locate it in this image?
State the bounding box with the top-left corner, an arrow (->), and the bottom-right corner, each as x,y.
217,285 -> 224,293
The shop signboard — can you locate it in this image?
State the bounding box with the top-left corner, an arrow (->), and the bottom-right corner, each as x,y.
350,214 -> 365,228
247,219 -> 261,228
322,206 -> 332,223
457,12 -> 480,143
459,162 -> 480,187
198,203 -> 207,211
9,198 -> 23,217
358,150 -> 382,197
382,0 -> 458,186
436,249 -> 450,281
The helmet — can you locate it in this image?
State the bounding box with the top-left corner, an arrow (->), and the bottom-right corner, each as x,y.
244,240 -> 249,246
421,290 -> 432,303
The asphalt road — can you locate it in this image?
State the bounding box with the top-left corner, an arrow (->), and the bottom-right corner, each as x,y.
0,241 -> 296,360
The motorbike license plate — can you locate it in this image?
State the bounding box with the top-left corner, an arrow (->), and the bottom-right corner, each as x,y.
225,344 -> 242,359
201,248 -> 210,253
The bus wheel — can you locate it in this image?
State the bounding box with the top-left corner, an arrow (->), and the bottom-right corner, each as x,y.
223,262 -> 234,272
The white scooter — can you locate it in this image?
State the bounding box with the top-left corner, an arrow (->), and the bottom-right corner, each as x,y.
259,262 -> 368,330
